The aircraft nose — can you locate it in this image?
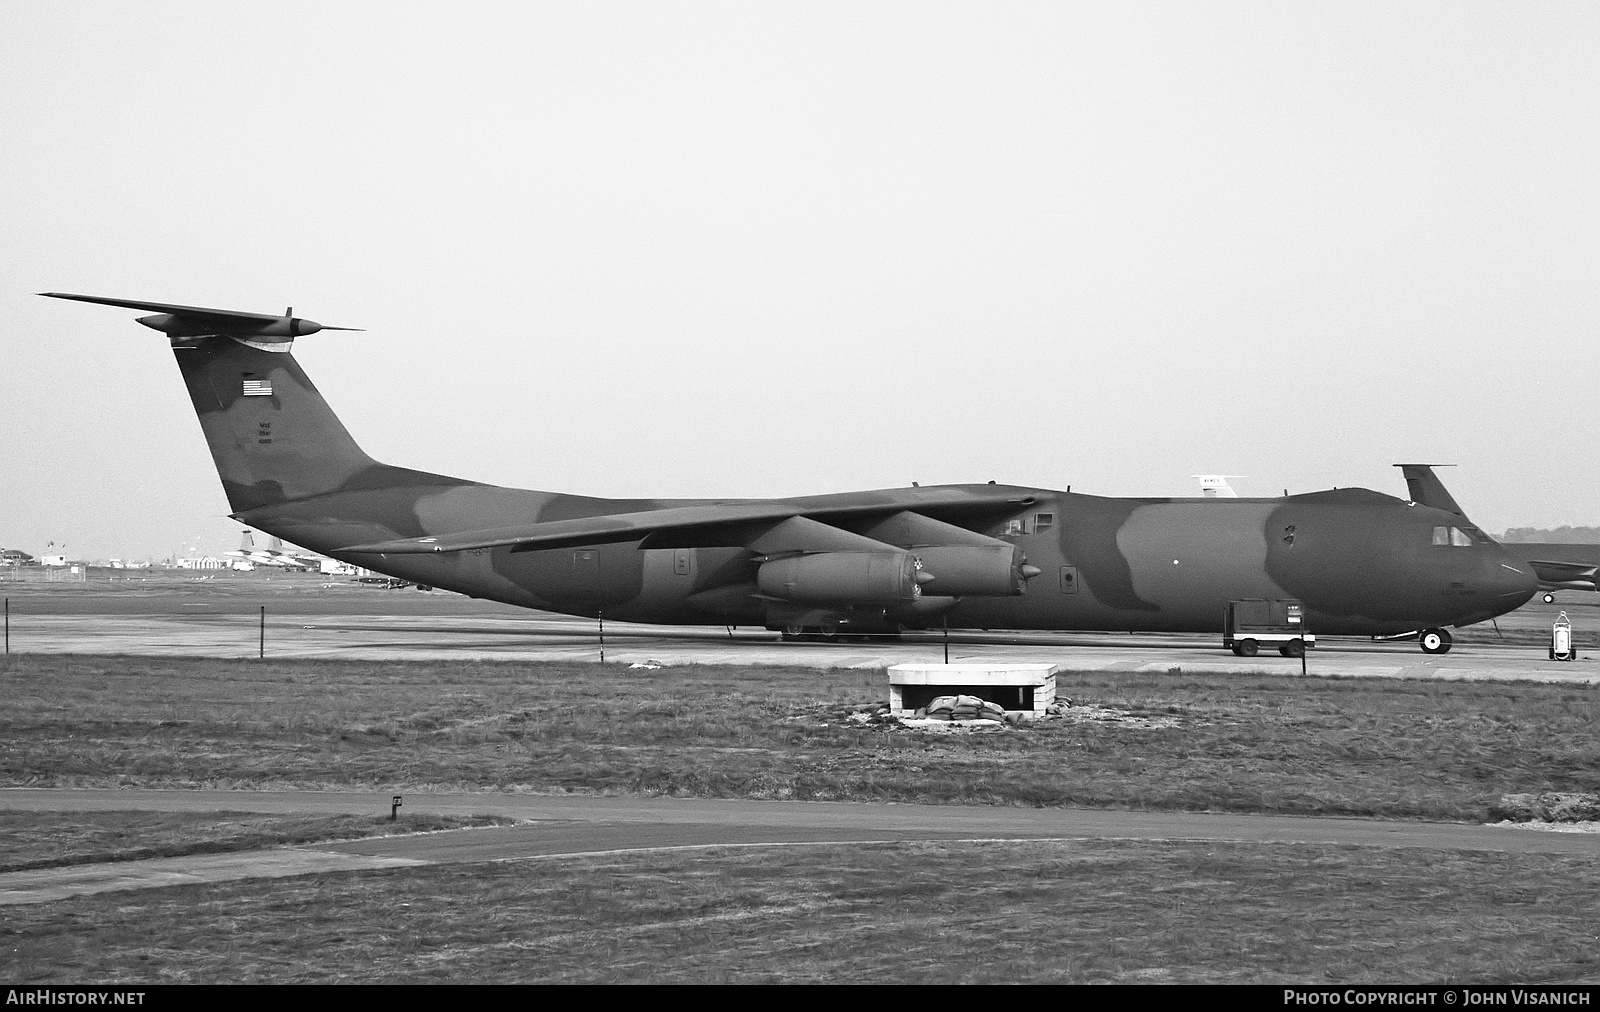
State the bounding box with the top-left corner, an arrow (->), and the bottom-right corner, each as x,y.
1493,552 -> 1539,605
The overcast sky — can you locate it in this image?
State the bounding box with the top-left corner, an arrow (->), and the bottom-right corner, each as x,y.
3,2 -> 1598,560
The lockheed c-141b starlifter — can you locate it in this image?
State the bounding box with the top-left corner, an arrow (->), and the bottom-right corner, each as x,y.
43,293 -> 1539,654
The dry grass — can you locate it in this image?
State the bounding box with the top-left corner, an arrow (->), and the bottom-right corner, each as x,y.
5,839 -> 1600,984
2,654 -> 1597,820
0,811 -> 518,873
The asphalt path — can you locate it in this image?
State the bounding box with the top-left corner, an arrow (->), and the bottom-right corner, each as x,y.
2,789 -> 1596,906
5,572 -> 1597,680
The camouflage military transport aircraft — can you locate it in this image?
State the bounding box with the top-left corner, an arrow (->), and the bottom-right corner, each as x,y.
44,293 -> 1539,654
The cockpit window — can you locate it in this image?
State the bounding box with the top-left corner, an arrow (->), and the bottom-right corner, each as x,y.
1432,525 -> 1479,547
1433,526 -> 1450,546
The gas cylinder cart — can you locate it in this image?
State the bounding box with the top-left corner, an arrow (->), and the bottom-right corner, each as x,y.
1224,599 -> 1316,657
1550,611 -> 1579,661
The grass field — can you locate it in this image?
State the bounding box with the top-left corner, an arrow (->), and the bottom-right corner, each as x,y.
6,838 -> 1600,984
3,654 -> 1598,821
6,652 -> 1599,984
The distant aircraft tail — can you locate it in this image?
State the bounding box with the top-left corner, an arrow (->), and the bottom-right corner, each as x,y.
1394,464 -> 1466,517
40,293 -> 471,515
1191,475 -> 1242,498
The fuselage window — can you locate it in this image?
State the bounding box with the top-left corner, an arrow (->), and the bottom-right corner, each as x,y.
1005,513 -> 1058,537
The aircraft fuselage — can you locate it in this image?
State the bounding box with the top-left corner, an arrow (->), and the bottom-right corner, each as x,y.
247,482 -> 1535,638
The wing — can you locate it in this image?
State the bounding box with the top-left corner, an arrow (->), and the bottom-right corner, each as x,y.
341,487 -> 1039,555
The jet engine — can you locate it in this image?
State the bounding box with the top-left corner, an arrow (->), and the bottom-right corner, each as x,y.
913,544 -> 1026,597
757,551 -> 926,604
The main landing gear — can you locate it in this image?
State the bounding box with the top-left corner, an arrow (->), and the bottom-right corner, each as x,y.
1419,627 -> 1453,655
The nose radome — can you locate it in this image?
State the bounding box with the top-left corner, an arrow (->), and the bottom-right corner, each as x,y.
1493,552 -> 1539,604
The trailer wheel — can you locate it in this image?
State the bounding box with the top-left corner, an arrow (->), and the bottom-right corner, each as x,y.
1229,643 -> 1243,656
1238,638 -> 1258,657
1280,639 -> 1304,658
1419,628 -> 1452,654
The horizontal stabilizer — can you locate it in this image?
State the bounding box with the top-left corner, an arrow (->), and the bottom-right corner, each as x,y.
38,292 -> 361,340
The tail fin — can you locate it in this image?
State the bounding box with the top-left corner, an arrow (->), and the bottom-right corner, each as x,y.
1394,463 -> 1465,516
173,334 -> 391,511
1191,475 -> 1242,498
42,294 -> 469,514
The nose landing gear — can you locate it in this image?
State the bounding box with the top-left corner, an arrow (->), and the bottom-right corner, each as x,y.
1419,627 -> 1453,654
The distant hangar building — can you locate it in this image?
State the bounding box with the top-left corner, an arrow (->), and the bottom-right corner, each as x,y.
1,549 -> 37,567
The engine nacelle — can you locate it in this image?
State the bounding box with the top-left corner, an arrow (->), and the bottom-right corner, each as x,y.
913,544 -> 1024,597
757,551 -> 922,604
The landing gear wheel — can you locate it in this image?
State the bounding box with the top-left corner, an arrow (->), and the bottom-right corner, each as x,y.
1279,639 -> 1305,658
1238,638 -> 1258,657
1543,593 -> 1557,604
1419,628 -> 1453,655
781,625 -> 806,642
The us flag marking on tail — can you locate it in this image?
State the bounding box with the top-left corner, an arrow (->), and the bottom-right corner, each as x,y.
242,377 -> 273,396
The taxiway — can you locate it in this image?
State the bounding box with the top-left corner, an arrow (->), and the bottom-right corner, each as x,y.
2,789 -> 1595,906
3,609 -> 1596,683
